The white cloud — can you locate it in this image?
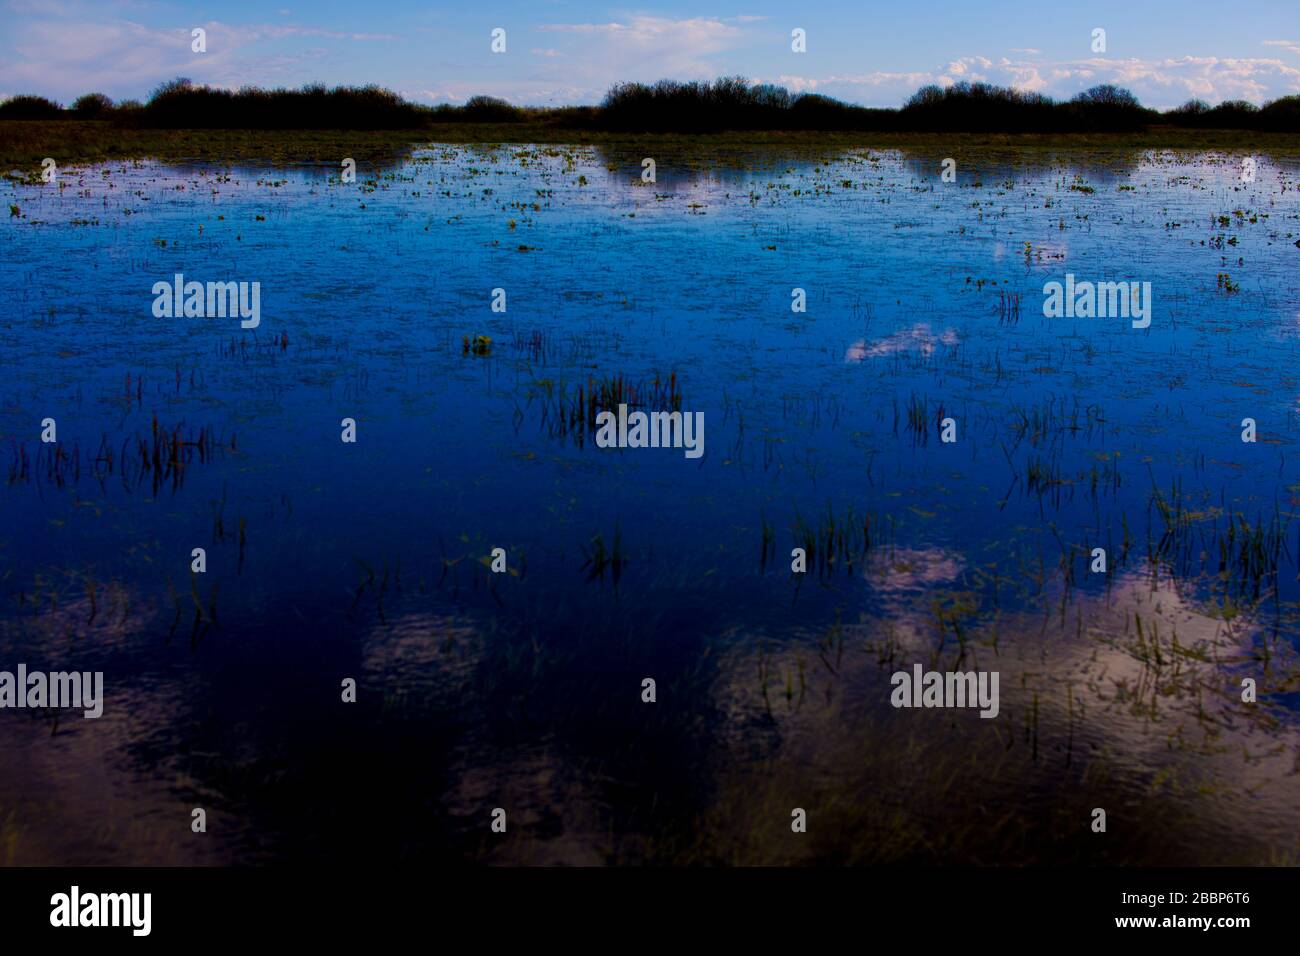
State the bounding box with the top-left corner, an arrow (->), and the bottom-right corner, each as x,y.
2,7 -> 1297,110
0,15 -> 393,101
775,75 -> 818,94
536,16 -> 742,81
800,53 -> 1300,108
1263,39 -> 1300,56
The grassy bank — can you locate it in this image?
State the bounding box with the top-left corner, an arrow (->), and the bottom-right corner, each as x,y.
5,120 -> 1300,170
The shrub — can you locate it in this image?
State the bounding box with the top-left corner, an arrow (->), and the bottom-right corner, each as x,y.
135,80 -> 429,129
71,92 -> 114,117
459,96 -> 524,122
0,95 -> 64,119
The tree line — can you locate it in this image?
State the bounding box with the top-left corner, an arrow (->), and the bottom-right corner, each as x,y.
2,77 -> 1296,132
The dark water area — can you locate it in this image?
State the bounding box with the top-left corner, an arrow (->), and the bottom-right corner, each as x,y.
1,143 -> 1298,865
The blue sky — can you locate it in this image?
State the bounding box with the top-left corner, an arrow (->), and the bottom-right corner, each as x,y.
3,0 -> 1299,108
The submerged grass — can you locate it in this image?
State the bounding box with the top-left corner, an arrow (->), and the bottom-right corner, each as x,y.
8,417 -> 228,493
534,371 -> 683,445
788,503 -> 890,579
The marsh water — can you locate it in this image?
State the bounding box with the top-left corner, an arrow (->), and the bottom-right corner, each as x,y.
1,142 -> 1298,865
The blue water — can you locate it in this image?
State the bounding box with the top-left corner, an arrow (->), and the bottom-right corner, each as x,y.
1,143 -> 1298,865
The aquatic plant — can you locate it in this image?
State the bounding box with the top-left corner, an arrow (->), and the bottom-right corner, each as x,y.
536,371 -> 684,445
789,504 -> 884,578
581,526 -> 626,587
462,334 -> 492,356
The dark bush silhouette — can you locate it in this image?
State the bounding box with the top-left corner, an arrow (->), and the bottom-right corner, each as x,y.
429,98 -> 589,126
71,92 -> 113,118
1206,99 -> 1260,129
545,105 -> 601,129
899,82 -> 1058,132
790,93 -> 897,131
1165,95 -> 1298,130
1259,95 -> 1300,131
1170,99 -> 1211,120
458,96 -> 524,123
4,78 -> 1298,132
0,94 -> 64,119
598,76 -> 893,132
134,79 -> 429,129
1171,98 -> 1257,129
1073,84 -> 1140,108
1064,84 -> 1154,131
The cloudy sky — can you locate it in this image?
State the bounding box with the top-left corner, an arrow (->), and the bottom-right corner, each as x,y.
3,0 -> 1299,108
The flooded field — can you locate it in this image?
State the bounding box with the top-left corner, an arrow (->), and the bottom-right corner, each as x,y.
1,142 -> 1298,865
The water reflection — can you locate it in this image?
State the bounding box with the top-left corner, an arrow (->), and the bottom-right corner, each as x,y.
1,142 -> 1297,865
